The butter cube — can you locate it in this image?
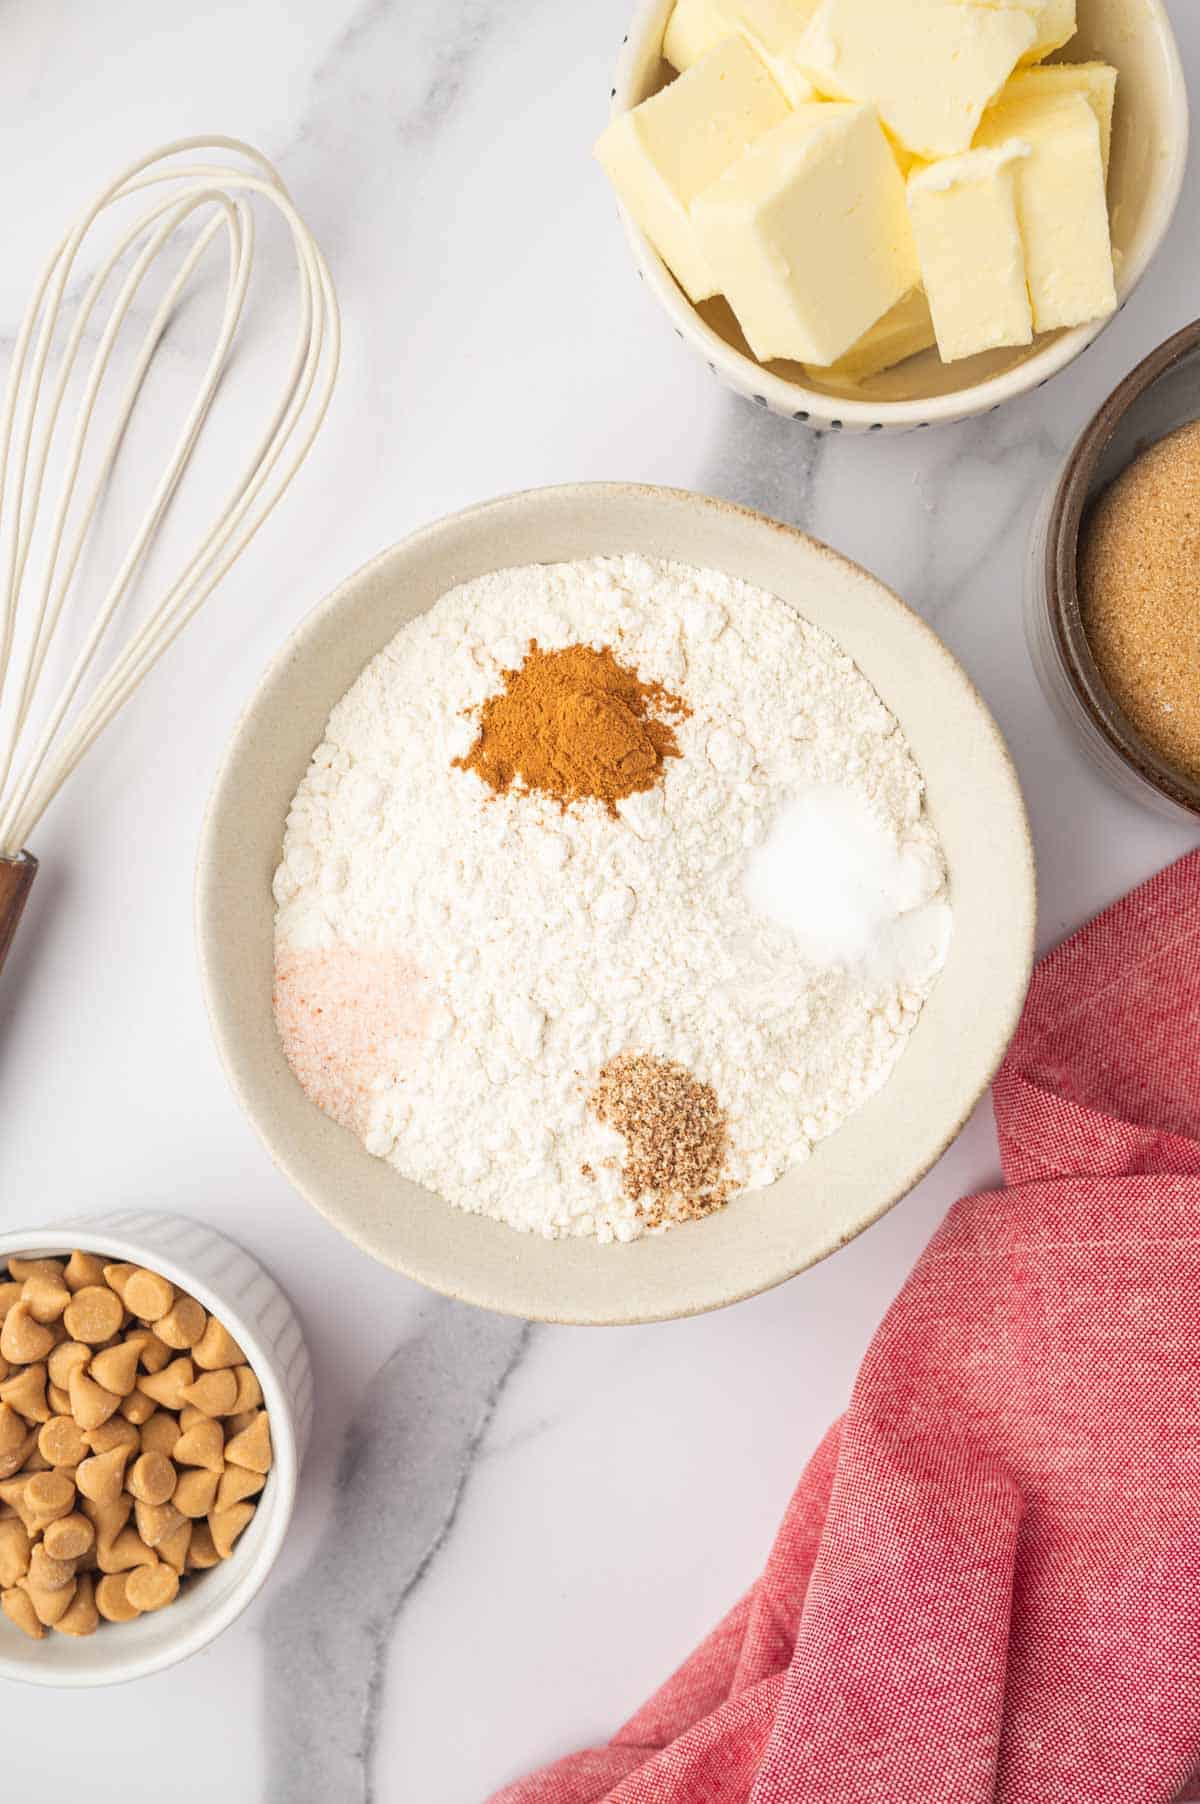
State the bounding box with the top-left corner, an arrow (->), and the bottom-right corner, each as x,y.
976,91 -> 1116,332
805,286 -> 936,382
1022,0 -> 1076,61
664,0 -> 819,103
692,103 -> 920,366
967,0 -> 1075,63
991,61 -> 1116,173
907,147 -> 1032,361
795,0 -> 1036,159
595,38 -> 791,303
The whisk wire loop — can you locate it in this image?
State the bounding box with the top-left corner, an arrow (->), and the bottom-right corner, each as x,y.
0,136 -> 340,858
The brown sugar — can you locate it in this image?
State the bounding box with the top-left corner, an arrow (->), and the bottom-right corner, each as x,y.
1079,419 -> 1200,784
589,1053 -> 730,1229
454,641 -> 689,814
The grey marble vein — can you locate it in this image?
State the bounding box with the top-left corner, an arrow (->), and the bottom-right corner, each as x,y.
699,391 -> 826,530
297,0 -> 510,158
261,1303 -> 531,1804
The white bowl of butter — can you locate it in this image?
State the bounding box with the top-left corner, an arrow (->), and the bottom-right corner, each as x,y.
602,0 -> 1187,431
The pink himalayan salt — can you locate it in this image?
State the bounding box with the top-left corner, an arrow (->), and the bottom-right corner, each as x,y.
273,945 -> 431,1132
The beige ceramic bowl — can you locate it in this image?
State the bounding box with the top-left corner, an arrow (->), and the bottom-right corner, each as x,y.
198,484 -> 1035,1325
610,0 -> 1188,432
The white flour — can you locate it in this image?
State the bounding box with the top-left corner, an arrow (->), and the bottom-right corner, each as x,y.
273,554 -> 952,1241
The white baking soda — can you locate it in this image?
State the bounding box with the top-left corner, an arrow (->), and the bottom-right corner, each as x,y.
741,786 -> 953,985
273,555 -> 952,1242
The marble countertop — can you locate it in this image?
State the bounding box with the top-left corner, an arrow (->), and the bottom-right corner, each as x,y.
0,1 -> 1196,1797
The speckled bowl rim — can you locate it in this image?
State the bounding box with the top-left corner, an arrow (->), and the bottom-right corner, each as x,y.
612,0 -> 1189,430
1044,315 -> 1200,817
197,483 -> 1036,1325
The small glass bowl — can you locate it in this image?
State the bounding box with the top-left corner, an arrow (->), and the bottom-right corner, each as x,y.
1025,317 -> 1200,822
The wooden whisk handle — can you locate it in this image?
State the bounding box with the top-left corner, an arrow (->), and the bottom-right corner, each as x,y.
0,854 -> 37,981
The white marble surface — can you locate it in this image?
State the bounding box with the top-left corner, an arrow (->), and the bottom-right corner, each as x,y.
0,1 -> 1196,1797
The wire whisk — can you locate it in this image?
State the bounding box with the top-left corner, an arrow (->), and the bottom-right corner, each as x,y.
0,135 -> 339,970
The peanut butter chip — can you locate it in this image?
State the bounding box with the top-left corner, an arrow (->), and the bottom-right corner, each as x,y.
2,1585 -> 45,1639
25,1575 -> 77,1626
47,1341 -> 90,1389
123,1270 -> 175,1324
21,1275 -> 70,1325
0,1406 -> 27,1461
53,1573 -> 98,1637
174,1420 -> 224,1474
97,1529 -> 155,1575
38,1415 -> 89,1469
63,1252 -> 106,1293
24,1471 -> 75,1526
216,1465 -> 266,1512
182,1369 -> 238,1418
89,1340 -> 142,1397
68,1368 -> 121,1433
80,1494 -> 131,1553
232,1366 -> 263,1412
186,1522 -> 220,1570
120,1388 -> 156,1426
224,1411 -> 272,1475
127,1452 -> 176,1507
0,1519 -> 32,1588
0,1364 -> 49,1425
153,1296 -> 207,1351
157,1520 -> 192,1573
28,1542 -> 74,1592
134,1500 -> 185,1549
138,1358 -> 194,1411
95,1573 -> 140,1623
125,1562 -> 179,1613
42,1512 -> 94,1562
0,1430 -> 34,1481
139,1412 -> 181,1460
62,1286 -> 123,1346
1,1303 -> 54,1366
172,1469 -> 220,1519
100,1264 -> 137,1303
75,1445 -> 131,1508
7,1259 -> 63,1284
209,1502 -> 255,1560
85,1416 -> 139,1456
192,1319 -> 245,1372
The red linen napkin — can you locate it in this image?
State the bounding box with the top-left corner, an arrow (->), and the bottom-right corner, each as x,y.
492,850 -> 1200,1804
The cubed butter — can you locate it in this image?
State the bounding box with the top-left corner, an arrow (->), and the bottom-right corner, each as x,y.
594,38 -> 792,303
795,0 -> 1036,159
991,61 -> 1116,173
1022,0 -> 1076,62
968,0 -> 1075,63
692,102 -> 920,365
664,0 -> 819,103
976,90 -> 1116,332
805,286 -> 936,382
907,146 -> 1032,361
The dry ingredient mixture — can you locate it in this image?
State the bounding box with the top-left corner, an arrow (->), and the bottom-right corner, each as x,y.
273,555 -> 952,1242
1080,419 -> 1200,785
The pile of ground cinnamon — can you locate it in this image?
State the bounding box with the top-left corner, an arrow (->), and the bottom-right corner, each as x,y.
454,640 -> 689,814
589,1052 -> 730,1228
1080,419 -> 1200,784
